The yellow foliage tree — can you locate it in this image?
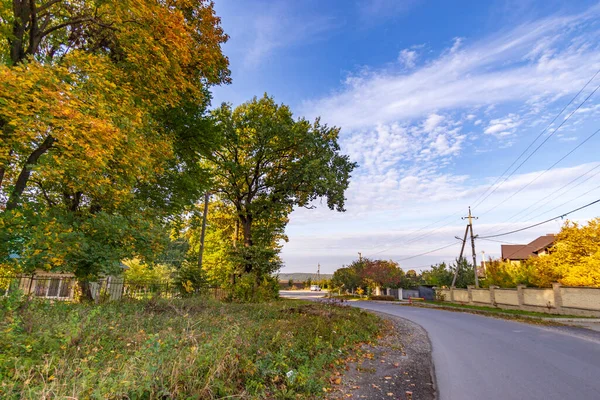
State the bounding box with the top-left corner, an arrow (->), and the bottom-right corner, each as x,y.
531,218 -> 600,287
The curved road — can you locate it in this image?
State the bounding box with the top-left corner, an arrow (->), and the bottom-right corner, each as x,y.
353,301 -> 600,400
280,292 -> 600,399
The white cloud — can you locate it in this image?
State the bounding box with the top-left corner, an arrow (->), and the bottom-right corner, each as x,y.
215,2 -> 339,69
244,13 -> 337,67
449,37 -> 464,53
301,6 -> 600,130
282,162 -> 600,272
484,114 -> 521,137
398,48 -> 418,69
423,113 -> 444,132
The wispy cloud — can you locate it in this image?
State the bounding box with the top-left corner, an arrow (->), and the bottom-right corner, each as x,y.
398,48 -> 418,69
216,2 -> 340,69
244,12 -> 338,67
302,6 -> 600,129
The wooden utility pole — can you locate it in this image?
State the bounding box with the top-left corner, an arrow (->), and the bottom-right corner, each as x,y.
317,263 -> 321,283
358,252 -> 362,262
198,192 -> 210,269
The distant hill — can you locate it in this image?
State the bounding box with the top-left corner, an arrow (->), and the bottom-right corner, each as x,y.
276,272 -> 333,282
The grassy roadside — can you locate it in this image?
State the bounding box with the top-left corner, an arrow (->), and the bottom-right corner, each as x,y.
416,301 -> 593,319
0,294 -> 380,399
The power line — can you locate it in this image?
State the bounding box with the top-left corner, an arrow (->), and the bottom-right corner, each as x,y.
364,210 -> 463,256
521,183 -> 600,224
478,162 -> 600,236
395,242 -> 460,262
478,125 -> 600,217
477,238 -> 522,245
472,68 -> 600,209
478,198 -> 600,239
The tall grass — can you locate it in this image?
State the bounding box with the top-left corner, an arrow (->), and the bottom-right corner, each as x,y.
0,293 -> 379,399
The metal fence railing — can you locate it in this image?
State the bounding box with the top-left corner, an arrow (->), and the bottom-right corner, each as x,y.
0,275 -> 227,302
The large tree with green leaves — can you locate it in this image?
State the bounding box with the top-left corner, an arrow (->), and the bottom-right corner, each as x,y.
0,1 -> 230,282
207,95 -> 356,277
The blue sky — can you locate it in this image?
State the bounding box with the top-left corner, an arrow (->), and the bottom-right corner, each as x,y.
210,0 -> 600,274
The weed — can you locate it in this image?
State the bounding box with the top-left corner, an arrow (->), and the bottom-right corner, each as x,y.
0,296 -> 379,399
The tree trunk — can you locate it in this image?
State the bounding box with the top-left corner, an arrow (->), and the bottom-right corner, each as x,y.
242,215 -> 253,247
0,165 -> 5,192
240,214 -> 253,273
5,135 -> 54,211
78,280 -> 95,302
10,0 -> 32,65
198,192 -> 209,269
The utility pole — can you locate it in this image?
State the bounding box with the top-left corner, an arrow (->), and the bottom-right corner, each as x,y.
198,192 -> 210,269
317,263 -> 321,284
451,225 -> 469,288
452,207 -> 479,288
464,207 -> 479,288
358,252 -> 362,262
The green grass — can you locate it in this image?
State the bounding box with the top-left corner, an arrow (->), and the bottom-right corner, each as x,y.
0,294 -> 380,399
422,301 -> 592,319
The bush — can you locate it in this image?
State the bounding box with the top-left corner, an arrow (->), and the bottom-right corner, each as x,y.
368,295 -> 395,301
228,273 -> 279,302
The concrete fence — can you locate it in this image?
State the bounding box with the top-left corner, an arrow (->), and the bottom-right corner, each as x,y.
435,283 -> 600,317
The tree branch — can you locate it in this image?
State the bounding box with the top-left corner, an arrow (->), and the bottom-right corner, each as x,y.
33,180 -> 55,207
5,135 -> 55,211
40,16 -> 94,38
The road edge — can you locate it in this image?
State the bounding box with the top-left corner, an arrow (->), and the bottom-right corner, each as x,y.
368,310 -> 439,400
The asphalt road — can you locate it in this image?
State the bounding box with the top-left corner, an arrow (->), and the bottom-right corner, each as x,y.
280,291 -> 600,400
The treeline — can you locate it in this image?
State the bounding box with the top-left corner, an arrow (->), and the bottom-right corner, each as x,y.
0,1 -> 355,301
337,218 -> 600,292
331,258 -> 477,291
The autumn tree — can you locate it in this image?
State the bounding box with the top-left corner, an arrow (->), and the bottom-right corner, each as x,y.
0,1 -> 230,282
332,258 -> 404,292
360,259 -> 404,289
207,95 -> 356,280
530,218 -> 600,287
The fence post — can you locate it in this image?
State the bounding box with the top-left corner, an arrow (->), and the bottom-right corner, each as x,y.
27,273 -> 35,296
552,282 -> 563,312
516,284 -> 526,309
489,285 -> 498,307
467,285 -> 474,304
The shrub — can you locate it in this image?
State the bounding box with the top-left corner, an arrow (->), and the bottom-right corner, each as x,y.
368,295 -> 395,301
228,273 -> 279,302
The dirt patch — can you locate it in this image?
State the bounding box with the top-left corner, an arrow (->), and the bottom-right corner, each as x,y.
327,312 -> 435,400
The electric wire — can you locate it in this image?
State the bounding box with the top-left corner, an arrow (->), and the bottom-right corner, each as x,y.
478,198 -> 600,239
471,68 -> 600,210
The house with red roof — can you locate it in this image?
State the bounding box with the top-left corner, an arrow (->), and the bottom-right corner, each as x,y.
501,234 -> 556,264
